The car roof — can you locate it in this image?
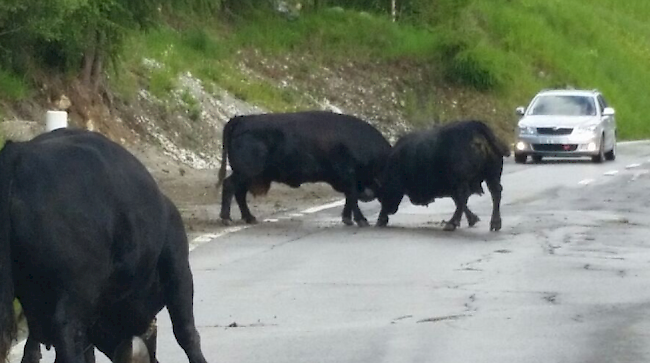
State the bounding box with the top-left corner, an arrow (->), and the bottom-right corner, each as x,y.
535,89 -> 599,97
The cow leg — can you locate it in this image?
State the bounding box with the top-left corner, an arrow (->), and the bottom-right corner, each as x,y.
160,220 -> 208,363
234,184 -> 257,224
141,320 -> 157,363
219,174 -> 236,225
83,345 -> 95,363
376,193 -> 404,227
341,201 -> 354,226
221,173 -> 257,224
163,271 -> 208,363
342,195 -> 368,227
486,177 -> 503,231
52,298 -> 88,363
21,336 -> 41,363
464,207 -> 480,227
341,183 -> 369,227
445,187 -> 470,231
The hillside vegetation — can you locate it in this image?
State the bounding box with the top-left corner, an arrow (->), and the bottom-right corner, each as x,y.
1,0 -> 650,140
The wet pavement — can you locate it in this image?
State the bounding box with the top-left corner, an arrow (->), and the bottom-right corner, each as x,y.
12,142 -> 650,363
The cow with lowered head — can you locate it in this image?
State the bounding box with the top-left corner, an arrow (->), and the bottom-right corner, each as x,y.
376,120 -> 510,231
0,129 -> 208,363
217,111 -> 391,227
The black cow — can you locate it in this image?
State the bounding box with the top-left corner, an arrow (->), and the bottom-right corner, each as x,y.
0,129 -> 208,363
217,111 -> 391,227
376,120 -> 510,231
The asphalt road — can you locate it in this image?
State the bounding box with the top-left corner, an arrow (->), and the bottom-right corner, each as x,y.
13,141 -> 650,363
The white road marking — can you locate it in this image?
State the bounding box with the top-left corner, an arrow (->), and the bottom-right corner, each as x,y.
625,163 -> 641,169
578,179 -> 595,185
301,199 -> 346,214
190,225 -> 249,251
189,199 -> 348,247
604,170 -> 619,176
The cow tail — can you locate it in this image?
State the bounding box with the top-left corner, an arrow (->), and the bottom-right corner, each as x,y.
216,117 -> 237,187
477,121 -> 511,157
0,141 -> 16,362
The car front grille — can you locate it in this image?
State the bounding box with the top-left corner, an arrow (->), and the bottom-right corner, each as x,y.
532,144 -> 578,152
536,127 -> 573,135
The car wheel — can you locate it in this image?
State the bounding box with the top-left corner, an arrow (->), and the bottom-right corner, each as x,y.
531,155 -> 543,163
605,140 -> 616,161
591,135 -> 605,163
514,154 -> 527,164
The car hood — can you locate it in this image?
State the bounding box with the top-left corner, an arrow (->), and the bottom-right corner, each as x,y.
518,115 -> 599,128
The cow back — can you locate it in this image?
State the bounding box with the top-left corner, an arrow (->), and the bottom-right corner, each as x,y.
226,111 -> 391,187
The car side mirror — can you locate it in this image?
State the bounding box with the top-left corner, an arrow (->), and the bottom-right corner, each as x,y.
515,106 -> 525,116
602,107 -> 615,116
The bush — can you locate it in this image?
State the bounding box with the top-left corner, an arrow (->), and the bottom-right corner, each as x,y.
0,69 -> 28,100
445,43 -> 507,91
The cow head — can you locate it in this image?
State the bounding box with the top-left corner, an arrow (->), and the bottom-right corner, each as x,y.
358,188 -> 375,202
358,178 -> 383,202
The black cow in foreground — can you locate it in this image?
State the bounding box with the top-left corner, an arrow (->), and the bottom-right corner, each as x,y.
376,120 -> 510,231
0,129 -> 208,363
217,111 -> 391,227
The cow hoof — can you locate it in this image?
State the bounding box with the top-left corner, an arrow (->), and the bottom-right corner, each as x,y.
490,219 -> 502,232
244,216 -> 258,224
376,216 -> 388,227
443,222 -> 457,231
342,217 -> 354,226
221,218 -> 233,226
467,214 -> 480,227
356,219 -> 370,227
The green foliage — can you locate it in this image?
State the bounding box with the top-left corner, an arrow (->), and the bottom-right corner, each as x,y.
443,41 -> 510,91
116,25 -> 314,112
469,0 -> 650,138
2,0 -> 650,140
180,90 -> 201,121
0,0 -> 219,82
231,9 -> 439,62
0,69 -> 28,100
148,69 -> 177,98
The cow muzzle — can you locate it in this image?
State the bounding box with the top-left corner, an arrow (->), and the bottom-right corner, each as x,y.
359,188 -> 376,202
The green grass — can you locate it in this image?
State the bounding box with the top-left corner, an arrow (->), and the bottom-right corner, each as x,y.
469,0 -> 650,139
0,69 -> 29,101
114,26 -> 315,112
230,9 -> 441,62
109,0 -> 650,139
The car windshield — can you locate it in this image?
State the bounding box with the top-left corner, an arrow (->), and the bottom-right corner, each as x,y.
529,95 -> 597,116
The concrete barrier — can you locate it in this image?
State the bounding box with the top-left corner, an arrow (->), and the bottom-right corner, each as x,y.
45,110 -> 68,132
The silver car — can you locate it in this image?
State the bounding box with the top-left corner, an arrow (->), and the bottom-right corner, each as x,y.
514,89 -> 617,163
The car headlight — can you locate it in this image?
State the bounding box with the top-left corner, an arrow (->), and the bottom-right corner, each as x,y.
518,126 -> 536,135
574,124 -> 599,135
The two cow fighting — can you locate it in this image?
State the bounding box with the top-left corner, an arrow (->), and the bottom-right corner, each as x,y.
0,111 -> 508,363
217,111 -> 509,231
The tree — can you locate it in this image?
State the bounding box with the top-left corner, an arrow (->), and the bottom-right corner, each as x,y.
0,0 -> 217,90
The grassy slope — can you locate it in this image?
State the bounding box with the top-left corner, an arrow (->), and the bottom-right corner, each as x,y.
473,0 -> 650,139
53,0 -> 650,140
